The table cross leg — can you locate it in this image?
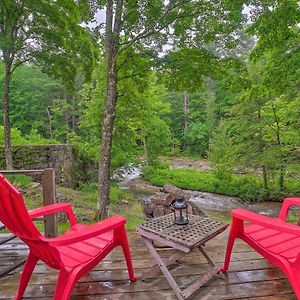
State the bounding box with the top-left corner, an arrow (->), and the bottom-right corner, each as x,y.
140,248 -> 185,281
142,237 -> 186,300
198,245 -> 226,280
198,245 -> 216,267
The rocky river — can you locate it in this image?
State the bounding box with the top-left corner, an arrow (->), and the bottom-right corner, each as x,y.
114,160 -> 284,223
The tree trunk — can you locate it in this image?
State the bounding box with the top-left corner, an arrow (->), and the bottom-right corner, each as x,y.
272,103 -> 284,193
172,131 -> 176,155
97,0 -> 123,220
46,107 -> 53,139
142,131 -> 149,167
97,59 -> 118,219
257,109 -> 268,192
181,91 -> 189,150
183,91 -> 189,133
3,62 -> 13,169
262,165 -> 268,190
206,77 -> 216,150
279,165 -> 284,193
71,95 -> 76,133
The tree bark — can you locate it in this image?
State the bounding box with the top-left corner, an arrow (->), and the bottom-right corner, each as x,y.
262,165 -> 268,190
3,61 -> 13,169
206,77 -> 216,151
272,103 -> 284,193
181,91 -> 189,150
97,58 -> 118,219
257,109 -> 268,191
45,107 -> 53,139
97,0 -> 123,220
71,95 -> 76,133
142,133 -> 149,167
183,91 -> 189,134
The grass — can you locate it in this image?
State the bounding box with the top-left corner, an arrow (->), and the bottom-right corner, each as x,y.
5,174 -> 32,188
144,165 -> 300,202
1,179 -> 143,234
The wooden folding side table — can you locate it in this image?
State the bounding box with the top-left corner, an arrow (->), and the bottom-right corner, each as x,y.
136,214 -> 228,300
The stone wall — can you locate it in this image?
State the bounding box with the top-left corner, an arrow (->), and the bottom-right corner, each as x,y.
0,144 -> 74,186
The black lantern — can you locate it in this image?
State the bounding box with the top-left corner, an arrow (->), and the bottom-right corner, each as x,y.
172,196 -> 189,225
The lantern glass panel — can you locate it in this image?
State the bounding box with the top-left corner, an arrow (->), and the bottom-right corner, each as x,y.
172,197 -> 189,225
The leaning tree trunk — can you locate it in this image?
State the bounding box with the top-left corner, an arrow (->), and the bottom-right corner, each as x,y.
2,62 -> 13,169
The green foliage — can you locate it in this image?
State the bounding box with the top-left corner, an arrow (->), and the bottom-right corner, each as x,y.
1,0 -> 97,86
209,56 -> 300,194
76,53 -> 171,168
144,166 -> 261,201
5,175 -> 32,188
209,122 -> 238,180
144,166 -> 300,201
0,0 -> 298,209
0,126 -> 57,145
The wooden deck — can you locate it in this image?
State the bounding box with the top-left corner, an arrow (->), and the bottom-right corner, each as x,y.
0,231 -> 296,300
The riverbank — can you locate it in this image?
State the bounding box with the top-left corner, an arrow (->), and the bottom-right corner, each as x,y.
144,157 -> 300,202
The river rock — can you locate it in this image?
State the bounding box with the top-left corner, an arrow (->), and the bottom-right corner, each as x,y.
164,206 -> 173,215
153,205 -> 165,217
152,192 -> 175,206
162,184 -> 191,200
144,202 -> 155,215
188,201 -> 207,217
143,183 -> 207,219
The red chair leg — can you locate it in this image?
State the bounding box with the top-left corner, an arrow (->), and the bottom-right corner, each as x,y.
222,231 -> 236,272
53,269 -> 77,300
120,226 -> 137,281
285,267 -> 300,299
15,252 -> 38,300
222,218 -> 242,272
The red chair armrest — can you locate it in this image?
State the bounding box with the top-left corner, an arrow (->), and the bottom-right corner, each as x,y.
279,198 -> 300,221
28,203 -> 76,226
231,208 -> 300,235
47,215 -> 126,246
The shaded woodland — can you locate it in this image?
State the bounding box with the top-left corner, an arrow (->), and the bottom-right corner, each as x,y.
0,1 -> 299,216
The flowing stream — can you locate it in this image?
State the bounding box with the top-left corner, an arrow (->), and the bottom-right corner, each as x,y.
114,162 -> 283,223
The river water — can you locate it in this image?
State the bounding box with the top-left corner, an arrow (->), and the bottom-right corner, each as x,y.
114,164 -> 283,223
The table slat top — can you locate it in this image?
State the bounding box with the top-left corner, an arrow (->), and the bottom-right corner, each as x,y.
137,214 -> 228,249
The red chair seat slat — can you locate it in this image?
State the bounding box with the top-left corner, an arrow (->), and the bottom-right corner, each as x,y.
245,224 -> 300,262
58,229 -> 114,267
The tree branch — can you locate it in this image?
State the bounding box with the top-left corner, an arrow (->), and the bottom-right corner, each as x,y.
119,0 -> 192,53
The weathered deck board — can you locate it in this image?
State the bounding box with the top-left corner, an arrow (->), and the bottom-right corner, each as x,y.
0,231 -> 296,300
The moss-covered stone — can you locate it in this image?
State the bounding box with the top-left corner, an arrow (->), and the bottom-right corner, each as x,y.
0,144 -> 75,186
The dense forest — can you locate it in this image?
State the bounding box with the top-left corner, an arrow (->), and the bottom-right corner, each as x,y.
0,1 -> 299,218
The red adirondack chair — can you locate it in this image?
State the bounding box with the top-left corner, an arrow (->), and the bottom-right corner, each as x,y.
222,197 -> 300,299
0,174 -> 136,300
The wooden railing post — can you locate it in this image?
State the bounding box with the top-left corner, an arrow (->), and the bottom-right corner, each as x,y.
42,168 -> 57,237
